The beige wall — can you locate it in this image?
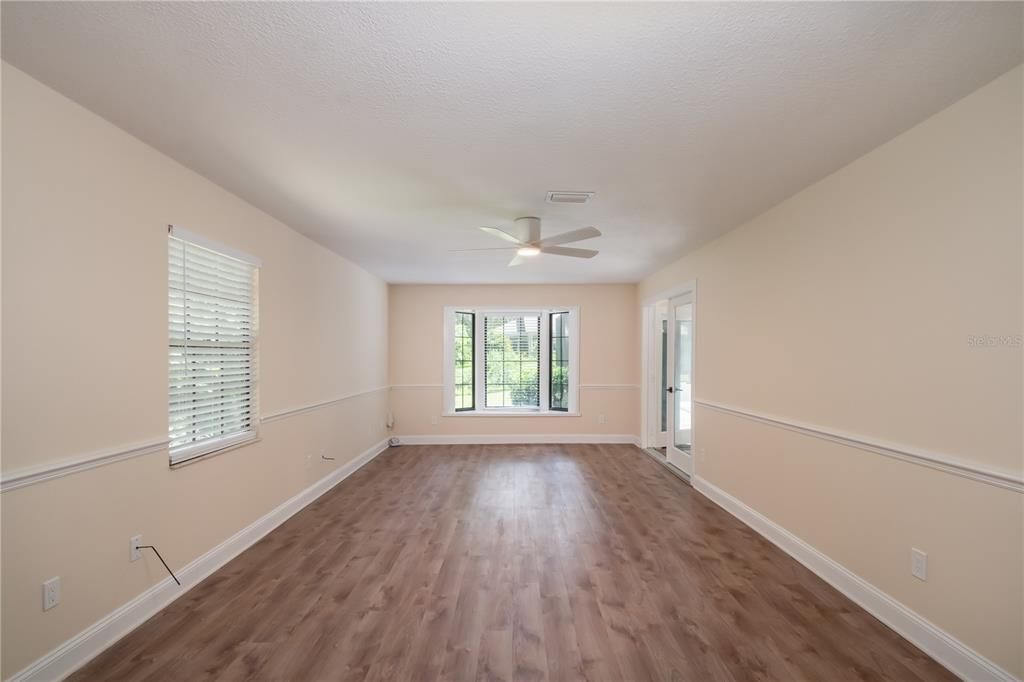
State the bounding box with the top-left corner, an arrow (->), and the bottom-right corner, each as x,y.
3,52 -> 1020,679
389,284 -> 639,437
641,66 -> 1024,676
1,63 -> 390,676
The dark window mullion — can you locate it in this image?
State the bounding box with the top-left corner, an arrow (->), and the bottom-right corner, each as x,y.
454,311 -> 475,411
549,311 -> 569,411
469,312 -> 475,410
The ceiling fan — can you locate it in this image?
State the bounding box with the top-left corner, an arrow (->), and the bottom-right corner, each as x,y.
452,217 -> 601,266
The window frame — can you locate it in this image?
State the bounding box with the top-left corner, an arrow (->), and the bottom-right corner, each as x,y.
549,311 -> 570,412
453,311 -> 476,412
443,306 -> 579,417
168,225 -> 262,466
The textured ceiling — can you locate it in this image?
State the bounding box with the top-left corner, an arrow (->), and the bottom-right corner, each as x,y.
3,2 -> 1022,283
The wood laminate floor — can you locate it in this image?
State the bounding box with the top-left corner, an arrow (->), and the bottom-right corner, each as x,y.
74,444 -> 954,681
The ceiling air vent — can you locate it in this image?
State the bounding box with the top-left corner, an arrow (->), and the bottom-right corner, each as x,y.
546,191 -> 594,205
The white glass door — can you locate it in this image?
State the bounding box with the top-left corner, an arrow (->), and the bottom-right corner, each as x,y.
656,312 -> 669,448
666,294 -> 693,474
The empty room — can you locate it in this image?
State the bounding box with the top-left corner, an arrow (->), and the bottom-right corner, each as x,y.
1,2 -> 1022,681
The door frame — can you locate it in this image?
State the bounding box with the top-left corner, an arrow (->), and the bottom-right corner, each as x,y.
641,280 -> 698,476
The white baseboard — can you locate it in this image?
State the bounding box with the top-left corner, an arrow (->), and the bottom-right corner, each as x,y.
693,476 -> 1018,682
8,439 -> 391,682
396,433 -> 641,445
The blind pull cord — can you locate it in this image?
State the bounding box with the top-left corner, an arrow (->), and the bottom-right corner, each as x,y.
138,545 -> 181,586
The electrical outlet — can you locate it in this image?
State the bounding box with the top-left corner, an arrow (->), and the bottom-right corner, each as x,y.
597,414 -> 607,425
42,576 -> 60,611
130,535 -> 142,562
431,415 -> 439,425
911,548 -> 927,581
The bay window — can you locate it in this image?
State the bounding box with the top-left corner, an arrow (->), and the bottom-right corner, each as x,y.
443,307 -> 579,415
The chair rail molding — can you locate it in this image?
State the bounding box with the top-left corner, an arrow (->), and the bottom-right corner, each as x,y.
0,439 -> 169,493
696,400 -> 1023,493
260,385 -> 389,423
2,386 -> 391,493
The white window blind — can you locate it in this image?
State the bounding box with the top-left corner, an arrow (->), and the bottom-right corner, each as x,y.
483,314 -> 540,408
168,228 -> 259,464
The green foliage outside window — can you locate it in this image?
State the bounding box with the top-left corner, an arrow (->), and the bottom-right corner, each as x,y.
484,315 -> 540,408
454,312 -> 474,410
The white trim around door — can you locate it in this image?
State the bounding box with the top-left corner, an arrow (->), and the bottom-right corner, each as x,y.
641,280 -> 697,480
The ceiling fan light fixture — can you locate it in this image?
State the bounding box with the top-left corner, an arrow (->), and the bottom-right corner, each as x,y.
473,219 -> 601,265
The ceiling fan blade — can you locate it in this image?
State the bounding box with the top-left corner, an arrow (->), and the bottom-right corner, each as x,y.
508,253 -> 529,267
480,226 -> 523,245
540,246 -> 598,259
449,247 -> 518,252
537,227 -> 602,247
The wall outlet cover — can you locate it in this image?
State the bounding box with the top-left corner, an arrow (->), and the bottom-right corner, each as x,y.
43,576 -> 61,611
911,548 -> 927,581
130,535 -> 142,562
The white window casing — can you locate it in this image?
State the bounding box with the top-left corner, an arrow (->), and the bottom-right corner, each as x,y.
168,225 -> 261,465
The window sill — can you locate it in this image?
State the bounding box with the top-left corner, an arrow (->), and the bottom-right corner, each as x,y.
444,410 -> 579,417
169,431 -> 260,467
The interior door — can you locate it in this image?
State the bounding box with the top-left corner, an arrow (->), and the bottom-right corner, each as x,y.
666,293 -> 693,474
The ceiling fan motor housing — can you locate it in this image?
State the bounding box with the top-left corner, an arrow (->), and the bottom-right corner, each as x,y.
515,216 -> 541,243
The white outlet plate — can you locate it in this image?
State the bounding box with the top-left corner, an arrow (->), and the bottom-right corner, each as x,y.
911,548 -> 927,581
130,535 -> 142,562
42,576 -> 60,611
431,415 -> 439,425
